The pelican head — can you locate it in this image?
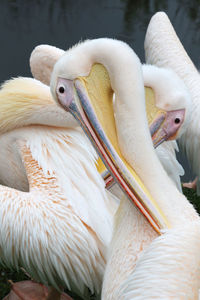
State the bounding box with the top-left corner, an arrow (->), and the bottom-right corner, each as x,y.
50,38 -> 181,233
143,64 -> 191,145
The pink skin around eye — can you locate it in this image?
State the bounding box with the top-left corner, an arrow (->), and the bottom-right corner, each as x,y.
56,78 -> 74,108
164,109 -> 185,139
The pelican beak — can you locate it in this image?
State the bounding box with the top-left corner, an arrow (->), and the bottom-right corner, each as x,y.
55,63 -> 170,233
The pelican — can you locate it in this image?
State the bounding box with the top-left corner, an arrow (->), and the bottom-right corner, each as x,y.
145,11 -> 200,194
142,64 -> 189,191
0,77 -> 119,298
30,43 -> 189,191
50,37 -> 200,298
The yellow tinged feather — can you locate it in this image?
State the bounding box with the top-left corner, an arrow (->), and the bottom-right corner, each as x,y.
0,78 -> 54,133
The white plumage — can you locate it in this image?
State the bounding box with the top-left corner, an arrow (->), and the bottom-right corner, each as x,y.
155,141 -> 184,191
30,44 -> 65,86
117,222 -> 200,299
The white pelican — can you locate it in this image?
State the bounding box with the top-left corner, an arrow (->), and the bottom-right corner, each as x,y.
0,77 -> 119,298
30,43 -> 189,191
145,11 -> 200,194
50,37 -> 200,298
142,64 -> 190,191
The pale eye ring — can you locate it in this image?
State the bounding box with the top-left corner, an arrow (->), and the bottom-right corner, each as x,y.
58,85 -> 65,94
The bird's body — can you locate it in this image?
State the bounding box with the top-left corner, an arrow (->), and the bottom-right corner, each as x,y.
145,12 -> 200,194
50,37 -> 200,298
0,77 -> 118,296
116,219 -> 200,299
102,198 -> 200,299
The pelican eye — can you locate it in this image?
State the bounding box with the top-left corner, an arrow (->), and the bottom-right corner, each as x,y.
58,85 -> 65,94
174,118 -> 180,124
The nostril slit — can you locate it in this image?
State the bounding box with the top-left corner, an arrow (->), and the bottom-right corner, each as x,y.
175,118 -> 180,124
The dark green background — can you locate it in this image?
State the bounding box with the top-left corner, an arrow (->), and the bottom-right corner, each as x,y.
1,0 -> 200,83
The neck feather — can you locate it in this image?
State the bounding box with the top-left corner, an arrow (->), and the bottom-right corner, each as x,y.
1,125 -> 115,247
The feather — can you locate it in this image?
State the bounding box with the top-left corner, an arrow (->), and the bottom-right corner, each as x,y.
0,125 -> 118,295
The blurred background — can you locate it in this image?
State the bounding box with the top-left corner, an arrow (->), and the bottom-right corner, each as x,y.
0,0 -> 200,180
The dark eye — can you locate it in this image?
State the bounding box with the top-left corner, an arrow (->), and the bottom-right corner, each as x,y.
58,85 -> 65,94
175,118 -> 180,124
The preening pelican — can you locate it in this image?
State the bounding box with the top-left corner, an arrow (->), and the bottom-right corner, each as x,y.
0,77 -> 119,298
145,11 -> 200,194
142,64 -> 191,191
50,38 -> 200,298
30,43 -> 189,191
